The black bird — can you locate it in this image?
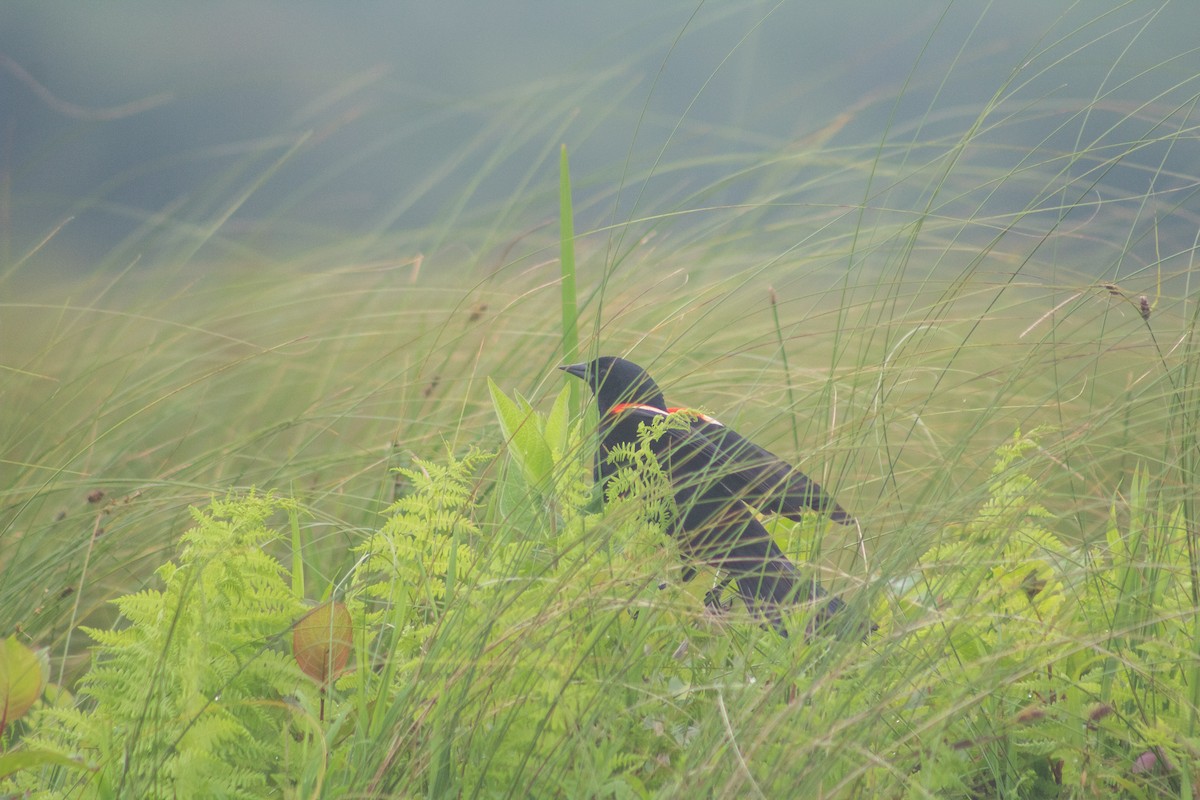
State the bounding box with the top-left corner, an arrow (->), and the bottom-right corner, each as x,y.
560,356 -> 855,635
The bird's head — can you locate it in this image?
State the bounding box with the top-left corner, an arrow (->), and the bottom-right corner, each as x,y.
559,356 -> 666,414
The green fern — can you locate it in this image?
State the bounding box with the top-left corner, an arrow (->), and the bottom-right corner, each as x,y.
345,447 -> 491,673
879,431 -> 1200,797
602,411 -> 693,534
8,492 -> 305,799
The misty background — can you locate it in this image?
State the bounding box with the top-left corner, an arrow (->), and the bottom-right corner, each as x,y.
3,2 -> 1198,282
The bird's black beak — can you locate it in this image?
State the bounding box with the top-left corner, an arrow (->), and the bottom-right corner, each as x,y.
559,362 -> 588,380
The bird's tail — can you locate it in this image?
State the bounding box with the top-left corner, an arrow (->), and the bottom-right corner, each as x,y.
686,502 -> 851,636
731,554 -> 820,636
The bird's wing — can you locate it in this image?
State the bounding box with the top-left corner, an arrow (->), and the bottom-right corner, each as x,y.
684,415 -> 856,525
606,404 -> 854,525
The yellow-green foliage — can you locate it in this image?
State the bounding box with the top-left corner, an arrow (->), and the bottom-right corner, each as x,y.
602,410 -> 692,533
878,432 -> 1195,798
7,428 -> 1196,798
346,447 -> 492,664
10,493 -> 306,799
897,429 -> 1069,646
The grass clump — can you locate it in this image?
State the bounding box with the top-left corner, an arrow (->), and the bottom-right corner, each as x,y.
6,402 -> 1198,797
9,493 -> 307,797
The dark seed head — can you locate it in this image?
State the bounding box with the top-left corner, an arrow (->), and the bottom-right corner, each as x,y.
1015,705 -> 1045,724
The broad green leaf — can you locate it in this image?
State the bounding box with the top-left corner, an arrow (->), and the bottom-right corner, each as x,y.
0,748 -> 93,780
544,383 -> 572,457
515,389 -> 539,423
488,378 -> 553,487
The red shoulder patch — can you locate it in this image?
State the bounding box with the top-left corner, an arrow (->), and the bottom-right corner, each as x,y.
609,402 -> 668,416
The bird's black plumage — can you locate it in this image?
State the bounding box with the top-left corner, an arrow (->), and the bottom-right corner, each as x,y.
560,356 -> 854,635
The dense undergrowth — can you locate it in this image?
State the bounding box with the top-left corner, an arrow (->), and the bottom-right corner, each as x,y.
4,181 -> 1198,800
4,4 -> 1200,797
3,386 -> 1198,797
3,236 -> 1198,797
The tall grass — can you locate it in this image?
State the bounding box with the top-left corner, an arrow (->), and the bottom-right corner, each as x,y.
3,2 -> 1200,796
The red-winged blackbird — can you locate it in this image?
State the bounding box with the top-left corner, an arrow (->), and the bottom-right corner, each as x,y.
561,356 -> 855,636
